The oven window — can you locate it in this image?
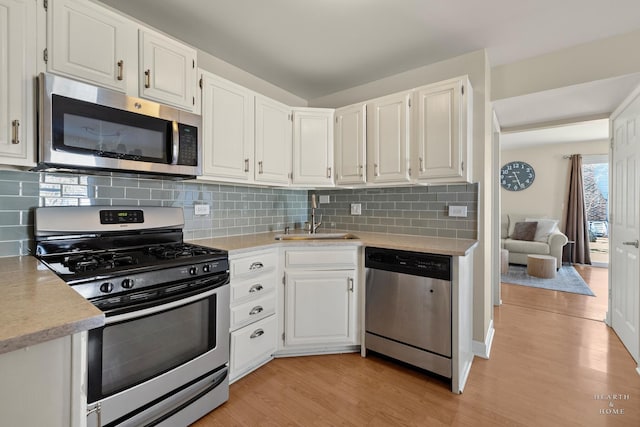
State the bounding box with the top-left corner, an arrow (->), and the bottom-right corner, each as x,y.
52,94 -> 170,163
98,297 -> 214,397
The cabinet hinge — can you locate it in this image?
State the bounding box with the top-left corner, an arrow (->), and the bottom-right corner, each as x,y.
43,0 -> 48,11
282,275 -> 285,285
461,160 -> 464,172
335,116 -> 338,124
192,59 -> 195,69
408,98 -> 411,108
282,332 -> 285,341
43,48 -> 48,63
461,85 -> 464,95
192,96 -> 195,106
288,172 -> 293,180
199,77 -> 203,89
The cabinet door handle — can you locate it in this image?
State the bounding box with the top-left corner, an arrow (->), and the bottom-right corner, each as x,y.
249,284 -> 264,293
327,167 -> 332,178
250,328 -> 265,339
11,120 -> 20,145
144,69 -> 151,88
348,277 -> 354,292
249,262 -> 264,270
258,161 -> 264,174
244,158 -> 250,173
419,157 -> 424,172
249,306 -> 264,316
117,60 -> 124,81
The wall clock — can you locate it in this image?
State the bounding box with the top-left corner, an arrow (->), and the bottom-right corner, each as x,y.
500,161 -> 535,191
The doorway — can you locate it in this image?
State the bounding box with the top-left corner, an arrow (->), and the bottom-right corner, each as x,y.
582,154 -> 609,267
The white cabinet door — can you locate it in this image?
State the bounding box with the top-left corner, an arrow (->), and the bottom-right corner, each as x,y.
284,270 -> 357,347
200,71 -> 255,182
48,0 -> 135,92
366,91 -> 411,183
0,0 -> 35,166
139,29 -> 198,112
255,96 -> 292,185
335,103 -> 366,185
292,108 -> 334,186
415,77 -> 472,182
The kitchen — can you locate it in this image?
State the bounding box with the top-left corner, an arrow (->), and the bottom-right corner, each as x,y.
1,0 -> 640,425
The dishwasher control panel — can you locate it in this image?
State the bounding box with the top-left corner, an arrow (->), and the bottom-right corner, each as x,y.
365,247 -> 451,281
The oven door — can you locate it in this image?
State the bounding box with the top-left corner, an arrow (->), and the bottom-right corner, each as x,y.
87,283 -> 229,427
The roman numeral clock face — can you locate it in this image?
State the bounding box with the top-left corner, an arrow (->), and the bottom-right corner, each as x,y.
500,161 -> 535,191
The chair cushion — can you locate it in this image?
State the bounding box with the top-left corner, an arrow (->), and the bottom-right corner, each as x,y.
526,217 -> 559,242
511,221 -> 538,241
503,239 -> 550,255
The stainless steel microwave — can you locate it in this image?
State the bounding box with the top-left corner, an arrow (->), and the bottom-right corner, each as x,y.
36,73 -> 202,178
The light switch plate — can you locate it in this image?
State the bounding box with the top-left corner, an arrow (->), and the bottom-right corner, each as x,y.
194,204 -> 210,216
448,205 -> 467,217
350,203 -> 362,215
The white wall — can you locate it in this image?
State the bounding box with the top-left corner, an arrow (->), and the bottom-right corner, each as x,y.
501,140 -> 609,229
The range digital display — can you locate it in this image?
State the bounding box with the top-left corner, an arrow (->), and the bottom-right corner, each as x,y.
99,210 -> 144,224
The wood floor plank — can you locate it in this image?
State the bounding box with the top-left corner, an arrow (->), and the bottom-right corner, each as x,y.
194,266 -> 640,426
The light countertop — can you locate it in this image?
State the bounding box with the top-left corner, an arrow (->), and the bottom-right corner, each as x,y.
0,256 -> 104,355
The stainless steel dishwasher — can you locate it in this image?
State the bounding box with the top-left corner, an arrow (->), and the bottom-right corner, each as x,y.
365,247 -> 452,378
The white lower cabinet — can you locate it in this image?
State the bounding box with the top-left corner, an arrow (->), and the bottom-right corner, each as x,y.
228,248 -> 278,383
0,332 -> 87,427
280,246 -> 359,355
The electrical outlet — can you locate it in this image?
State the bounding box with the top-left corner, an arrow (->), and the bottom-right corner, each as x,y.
448,205 -> 467,217
350,203 -> 362,215
319,195 -> 330,204
194,204 -> 210,216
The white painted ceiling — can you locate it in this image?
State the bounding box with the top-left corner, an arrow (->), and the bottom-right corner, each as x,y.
98,0 -> 640,101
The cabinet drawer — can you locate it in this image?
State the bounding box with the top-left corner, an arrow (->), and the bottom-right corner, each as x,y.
285,249 -> 357,269
230,315 -> 277,379
230,270 -> 277,303
230,250 -> 277,279
230,293 -> 276,331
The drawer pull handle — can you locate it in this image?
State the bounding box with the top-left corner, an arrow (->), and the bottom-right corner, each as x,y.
117,60 -> 124,81
250,329 -> 264,339
244,158 -> 250,173
249,262 -> 264,270
348,277 -> 354,292
11,120 -> 20,144
144,69 -> 151,88
249,306 -> 263,315
249,284 -> 264,293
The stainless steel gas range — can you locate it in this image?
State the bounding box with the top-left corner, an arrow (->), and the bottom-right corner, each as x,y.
34,206 -> 230,427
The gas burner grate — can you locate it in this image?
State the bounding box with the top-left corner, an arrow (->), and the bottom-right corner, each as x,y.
63,253 -> 138,273
146,244 -> 215,260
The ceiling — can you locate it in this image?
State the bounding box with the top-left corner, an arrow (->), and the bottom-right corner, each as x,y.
99,0 -> 640,101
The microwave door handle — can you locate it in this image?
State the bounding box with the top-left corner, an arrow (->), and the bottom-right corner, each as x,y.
171,121 -> 179,165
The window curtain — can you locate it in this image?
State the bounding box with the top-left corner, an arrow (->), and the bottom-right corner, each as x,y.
564,154 -> 591,264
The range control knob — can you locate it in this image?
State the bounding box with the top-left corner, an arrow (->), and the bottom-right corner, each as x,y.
121,278 -> 135,289
99,282 -> 114,293
202,264 -> 211,273
189,266 -> 198,276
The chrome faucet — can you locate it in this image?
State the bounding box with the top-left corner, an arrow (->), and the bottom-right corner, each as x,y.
310,194 -> 322,234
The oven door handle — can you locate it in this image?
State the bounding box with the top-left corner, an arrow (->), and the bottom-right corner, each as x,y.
105,286 -> 221,325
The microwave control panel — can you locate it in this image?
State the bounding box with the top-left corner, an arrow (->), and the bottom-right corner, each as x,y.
177,124 -> 198,166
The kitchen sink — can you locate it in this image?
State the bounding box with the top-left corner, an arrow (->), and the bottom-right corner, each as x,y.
274,232 -> 359,241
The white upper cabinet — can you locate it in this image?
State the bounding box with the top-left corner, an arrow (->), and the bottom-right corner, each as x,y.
366,91 -> 412,184
48,0 -> 136,93
334,103 -> 366,186
200,71 -> 255,182
255,95 -> 292,185
139,28 -> 198,111
292,108 -> 334,186
0,0 -> 36,166
414,76 -> 473,183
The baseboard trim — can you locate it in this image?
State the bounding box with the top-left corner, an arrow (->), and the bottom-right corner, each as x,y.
472,320 -> 495,359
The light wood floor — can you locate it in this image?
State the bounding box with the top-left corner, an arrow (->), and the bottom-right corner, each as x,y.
194,266 -> 640,426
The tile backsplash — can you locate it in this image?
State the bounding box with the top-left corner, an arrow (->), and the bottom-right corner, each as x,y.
0,169 -> 478,257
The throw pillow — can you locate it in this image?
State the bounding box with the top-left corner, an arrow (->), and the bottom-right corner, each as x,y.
525,217 -> 559,242
511,221 -> 538,241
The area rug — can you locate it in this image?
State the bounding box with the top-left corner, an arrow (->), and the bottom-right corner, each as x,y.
501,264 -> 595,296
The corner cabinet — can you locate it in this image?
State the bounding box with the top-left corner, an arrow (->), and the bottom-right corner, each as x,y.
414,76 -> 473,183
292,108 -> 334,186
47,0 -> 136,93
254,96 -> 292,185
139,28 -> 198,112
0,0 -> 36,167
366,91 -> 412,184
280,246 -> 359,355
200,71 -> 255,183
334,103 -> 367,186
